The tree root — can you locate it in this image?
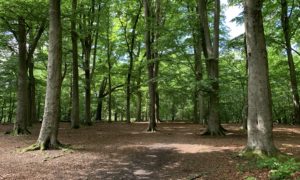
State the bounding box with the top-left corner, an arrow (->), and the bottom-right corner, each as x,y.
22,141 -> 72,152
147,127 -> 157,132
239,146 -> 281,158
201,128 -> 226,136
6,128 -> 31,136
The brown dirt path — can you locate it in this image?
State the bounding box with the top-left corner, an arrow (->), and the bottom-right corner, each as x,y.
0,122 -> 299,180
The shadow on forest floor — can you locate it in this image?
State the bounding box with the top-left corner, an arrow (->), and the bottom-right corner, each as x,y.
0,122 -> 299,179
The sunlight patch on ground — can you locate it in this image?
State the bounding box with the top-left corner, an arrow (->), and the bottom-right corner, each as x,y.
282,144 -> 300,148
133,169 -> 153,176
121,143 -> 239,154
274,127 -> 300,134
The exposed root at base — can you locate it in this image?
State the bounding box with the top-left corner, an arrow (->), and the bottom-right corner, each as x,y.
22,142 -> 72,152
239,147 -> 281,158
7,128 -> 31,136
147,128 -> 157,132
201,129 -> 226,136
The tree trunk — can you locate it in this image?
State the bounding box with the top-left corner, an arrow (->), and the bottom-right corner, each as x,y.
198,0 -> 224,135
136,65 -> 142,122
244,0 -> 277,155
32,0 -> 62,150
280,0 -> 300,124
71,0 -> 80,129
108,44 -> 112,123
192,18 -> 203,124
241,35 -> 248,130
95,78 -> 107,121
27,22 -> 45,126
144,0 -> 156,131
82,37 -> 92,126
1,99 -> 6,123
28,60 -> 37,126
124,3 -> 142,124
14,16 -> 29,135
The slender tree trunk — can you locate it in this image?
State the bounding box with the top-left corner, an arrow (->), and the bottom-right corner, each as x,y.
14,16 -> 29,135
28,60 -> 37,126
27,22 -> 45,126
136,65 -> 142,122
124,3 -> 142,124
82,38 -> 92,125
244,0 -> 277,155
95,77 -> 107,121
1,100 -> 5,123
281,0 -> 300,124
108,44 -> 112,123
71,0 -> 80,129
8,93 -> 14,123
144,0 -> 156,131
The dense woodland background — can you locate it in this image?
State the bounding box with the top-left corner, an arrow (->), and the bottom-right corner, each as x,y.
0,0 -> 300,149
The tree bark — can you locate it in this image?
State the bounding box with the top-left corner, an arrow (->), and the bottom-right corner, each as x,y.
280,0 -> 300,124
71,0 -> 80,129
198,0 -> 224,135
34,0 -> 63,150
95,77 -> 107,121
124,3 -> 142,124
27,22 -> 45,126
82,37 -> 92,125
14,16 -> 30,135
144,0 -> 156,131
244,0 -> 277,155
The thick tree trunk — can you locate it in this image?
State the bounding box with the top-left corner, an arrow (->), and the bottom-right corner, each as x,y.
244,0 -> 277,155
14,16 -> 29,135
241,35 -> 248,130
71,0 -> 80,129
281,0 -> 300,124
33,0 -> 62,150
144,0 -> 156,131
198,0 -> 224,135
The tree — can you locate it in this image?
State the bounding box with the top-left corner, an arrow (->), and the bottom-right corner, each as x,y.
25,0 -> 63,150
118,0 -> 142,124
14,16 -> 29,134
198,0 -> 224,135
280,0 -> 300,124
144,0 -> 156,131
71,0 -> 80,129
244,0 -> 277,155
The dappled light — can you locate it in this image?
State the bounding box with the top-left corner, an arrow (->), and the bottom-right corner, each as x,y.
0,123 -> 299,179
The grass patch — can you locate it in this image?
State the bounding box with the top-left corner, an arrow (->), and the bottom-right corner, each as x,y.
238,153 -> 300,180
256,157 -> 300,179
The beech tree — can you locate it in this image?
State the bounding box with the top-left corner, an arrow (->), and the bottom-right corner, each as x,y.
280,0 -> 300,124
71,0 -> 80,129
244,0 -> 277,155
25,0 -> 63,150
198,0 -> 224,135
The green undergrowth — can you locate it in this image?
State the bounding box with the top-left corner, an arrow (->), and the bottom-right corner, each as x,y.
238,153 -> 300,180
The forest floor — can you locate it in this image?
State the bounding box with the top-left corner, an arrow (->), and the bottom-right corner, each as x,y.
0,122 -> 299,180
